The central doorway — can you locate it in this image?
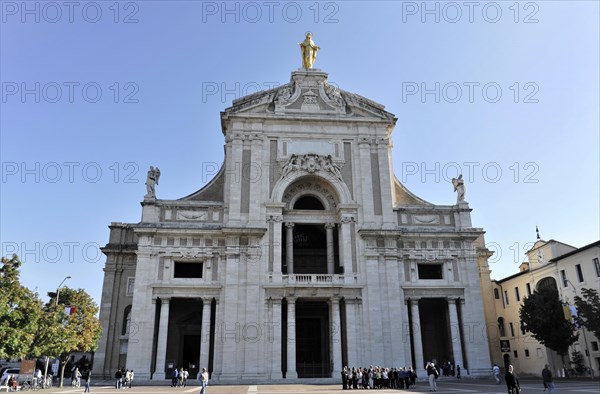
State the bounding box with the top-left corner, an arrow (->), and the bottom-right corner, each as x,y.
295,300 -> 331,378
419,298 -> 452,365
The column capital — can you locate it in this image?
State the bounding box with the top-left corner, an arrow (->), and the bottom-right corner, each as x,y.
286,296 -> 297,304
160,297 -> 171,304
285,222 -> 295,229
447,298 -> 457,305
324,222 -> 336,229
329,296 -> 340,305
202,297 -> 213,305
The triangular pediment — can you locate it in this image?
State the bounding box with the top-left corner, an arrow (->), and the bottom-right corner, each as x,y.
222,69 -> 395,122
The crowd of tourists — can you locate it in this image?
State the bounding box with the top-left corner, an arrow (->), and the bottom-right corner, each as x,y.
341,366 -> 417,390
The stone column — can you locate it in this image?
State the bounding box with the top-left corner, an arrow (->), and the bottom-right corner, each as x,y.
286,297 -> 297,379
344,299 -> 359,367
339,218 -> 354,280
154,297 -> 171,380
330,297 -> 342,376
285,223 -> 295,275
199,298 -> 212,371
447,298 -> 464,369
271,298 -> 283,379
410,298 -> 424,372
325,223 -> 335,274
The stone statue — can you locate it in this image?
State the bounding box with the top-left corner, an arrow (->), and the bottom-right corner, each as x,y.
145,166 -> 161,198
452,174 -> 465,203
299,32 -> 320,69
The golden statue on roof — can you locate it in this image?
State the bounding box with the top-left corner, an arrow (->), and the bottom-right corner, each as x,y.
299,32 -> 320,69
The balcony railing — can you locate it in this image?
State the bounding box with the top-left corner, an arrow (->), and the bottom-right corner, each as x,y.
267,274 -> 358,285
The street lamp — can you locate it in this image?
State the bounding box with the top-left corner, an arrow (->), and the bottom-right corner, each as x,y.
55,276 -> 71,306
44,275 -> 72,386
565,279 -> 594,378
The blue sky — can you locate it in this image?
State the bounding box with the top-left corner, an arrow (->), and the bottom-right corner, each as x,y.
1,1 -> 599,305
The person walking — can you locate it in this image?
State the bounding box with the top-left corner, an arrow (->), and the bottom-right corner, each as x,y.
82,369 -> 91,394
199,368 -> 209,394
426,362 -> 438,392
493,364 -> 501,384
505,365 -> 520,394
542,364 -> 555,394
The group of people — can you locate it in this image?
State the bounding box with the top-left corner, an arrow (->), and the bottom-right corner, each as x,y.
170,367 -> 190,388
341,366 -> 417,390
114,367 -> 134,389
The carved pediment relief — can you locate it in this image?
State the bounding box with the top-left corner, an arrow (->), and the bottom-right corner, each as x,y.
280,153 -> 343,182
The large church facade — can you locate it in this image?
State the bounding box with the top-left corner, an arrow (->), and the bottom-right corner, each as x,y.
93,58 -> 494,382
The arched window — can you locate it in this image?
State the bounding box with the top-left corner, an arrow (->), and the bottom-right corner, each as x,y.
121,305 -> 132,336
497,317 -> 506,337
293,195 -> 325,210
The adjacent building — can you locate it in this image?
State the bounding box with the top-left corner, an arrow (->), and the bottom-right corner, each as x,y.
490,238 -> 600,377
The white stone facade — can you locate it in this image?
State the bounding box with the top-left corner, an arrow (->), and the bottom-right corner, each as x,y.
93,68 -> 493,382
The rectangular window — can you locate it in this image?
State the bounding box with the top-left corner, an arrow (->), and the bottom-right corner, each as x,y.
174,261 -> 203,278
525,349 -> 530,357
509,322 -> 515,337
520,321 -> 526,335
513,350 -> 518,358
594,258 -> 600,277
526,283 -> 532,296
417,264 -> 443,279
515,287 -> 520,302
504,290 -> 509,305
494,288 -> 500,299
576,264 -> 584,283
560,270 -> 568,287
591,341 -> 599,351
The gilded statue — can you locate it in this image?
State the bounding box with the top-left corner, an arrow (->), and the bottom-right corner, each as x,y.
299,32 -> 320,69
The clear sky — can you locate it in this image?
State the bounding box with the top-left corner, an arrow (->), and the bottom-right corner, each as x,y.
1,1 -> 599,306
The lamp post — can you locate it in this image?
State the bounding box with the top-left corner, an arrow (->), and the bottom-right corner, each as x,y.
565,280 -> 594,378
45,276 -> 72,385
55,276 -> 71,306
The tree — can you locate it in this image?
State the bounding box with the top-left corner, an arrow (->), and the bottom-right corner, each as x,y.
33,287 -> 102,387
570,350 -> 586,375
0,255 -> 43,359
573,288 -> 600,340
520,286 -> 578,365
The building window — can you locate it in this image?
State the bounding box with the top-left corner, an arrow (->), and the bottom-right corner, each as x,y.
526,283 -> 532,296
594,258 -> 600,277
560,270 -> 568,287
515,287 -> 520,302
494,288 -> 500,299
509,322 -> 515,337
576,264 -> 584,283
417,264 -> 443,279
174,261 -> 203,278
498,317 -> 506,337
520,321 -> 527,335
591,341 -> 599,351
513,350 -> 518,358
504,290 -> 509,305
525,349 -> 530,357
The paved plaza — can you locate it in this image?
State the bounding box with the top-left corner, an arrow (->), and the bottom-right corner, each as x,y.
36,379 -> 600,394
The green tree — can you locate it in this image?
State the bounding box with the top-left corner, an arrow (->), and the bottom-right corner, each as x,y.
520,286 -> 578,365
0,255 -> 43,359
573,288 -> 600,339
34,287 -> 102,387
570,350 -> 586,375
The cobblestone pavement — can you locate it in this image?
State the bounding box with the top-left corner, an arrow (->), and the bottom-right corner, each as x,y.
29,378 -> 600,394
